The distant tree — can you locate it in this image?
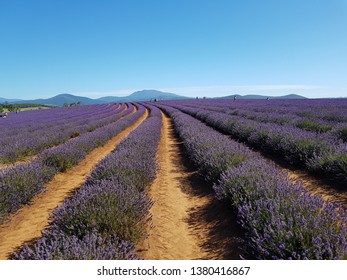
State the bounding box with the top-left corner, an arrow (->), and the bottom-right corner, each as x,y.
63,103 -> 69,107
7,104 -> 16,112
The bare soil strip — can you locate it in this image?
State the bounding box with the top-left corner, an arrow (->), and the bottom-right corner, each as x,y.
188,114 -> 347,209
137,112 -> 243,260
284,167 -> 347,207
110,103 -> 121,110
248,146 -> 347,208
0,157 -> 37,170
0,108 -> 148,260
255,151 -> 347,208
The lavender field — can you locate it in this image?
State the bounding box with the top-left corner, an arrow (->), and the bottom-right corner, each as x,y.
1,99 -> 347,260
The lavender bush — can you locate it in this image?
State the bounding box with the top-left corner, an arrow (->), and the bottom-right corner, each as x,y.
13,230 -> 137,260
50,180 -> 153,242
0,160 -> 56,221
13,104 -> 162,259
155,103 -> 347,259
215,160 -> 347,259
158,106 -> 253,181
164,102 -> 347,184
0,103 -> 128,163
0,104 -> 145,222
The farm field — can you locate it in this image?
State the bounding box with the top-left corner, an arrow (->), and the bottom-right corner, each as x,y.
0,99 -> 347,260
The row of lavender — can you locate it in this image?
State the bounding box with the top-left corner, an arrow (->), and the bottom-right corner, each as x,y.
187,98 -> 347,123
0,104 -> 127,164
155,103 -> 347,259
0,104 -> 120,150
0,104 -> 144,223
0,103 -> 118,136
175,99 -> 347,141
13,105 -> 162,259
164,102 -> 347,185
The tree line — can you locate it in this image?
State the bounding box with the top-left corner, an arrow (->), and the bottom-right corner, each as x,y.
0,103 -> 54,112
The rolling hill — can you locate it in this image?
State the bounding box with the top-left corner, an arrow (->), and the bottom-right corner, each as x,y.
220,94 -> 307,99
0,97 -> 23,103
3,91 -> 308,106
121,90 -> 190,101
10,90 -> 190,106
13,94 -> 103,106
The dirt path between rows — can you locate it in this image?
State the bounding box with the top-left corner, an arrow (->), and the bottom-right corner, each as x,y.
0,108 -> 148,260
253,152 -> 347,208
179,109 -> 347,209
137,112 -> 243,260
284,167 -> 347,208
0,157 -> 37,170
247,145 -> 347,208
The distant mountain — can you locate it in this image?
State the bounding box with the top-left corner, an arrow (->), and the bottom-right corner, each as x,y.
122,90 -> 190,101
14,94 -> 105,106
220,94 -> 307,99
4,91 -> 307,106
274,94 -> 307,99
96,96 -> 118,103
0,97 -> 23,103
9,90 -> 189,106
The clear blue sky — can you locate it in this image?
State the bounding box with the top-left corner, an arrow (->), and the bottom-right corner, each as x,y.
0,0 -> 346,99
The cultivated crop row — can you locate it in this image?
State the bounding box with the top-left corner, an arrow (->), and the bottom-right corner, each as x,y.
181,98 -> 347,123
0,104 -> 128,164
165,102 -> 347,185
0,104 -> 144,222
13,105 -> 162,259
156,104 -> 347,259
173,99 -> 347,142
0,103 -> 118,137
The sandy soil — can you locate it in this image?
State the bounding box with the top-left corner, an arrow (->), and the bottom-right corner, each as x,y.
0,157 -> 37,170
256,151 -> 347,208
247,149 -> 347,208
137,112 -> 243,260
229,129 -> 347,208
193,116 -> 347,208
284,168 -> 347,208
111,103 -> 121,110
0,108 -> 148,260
